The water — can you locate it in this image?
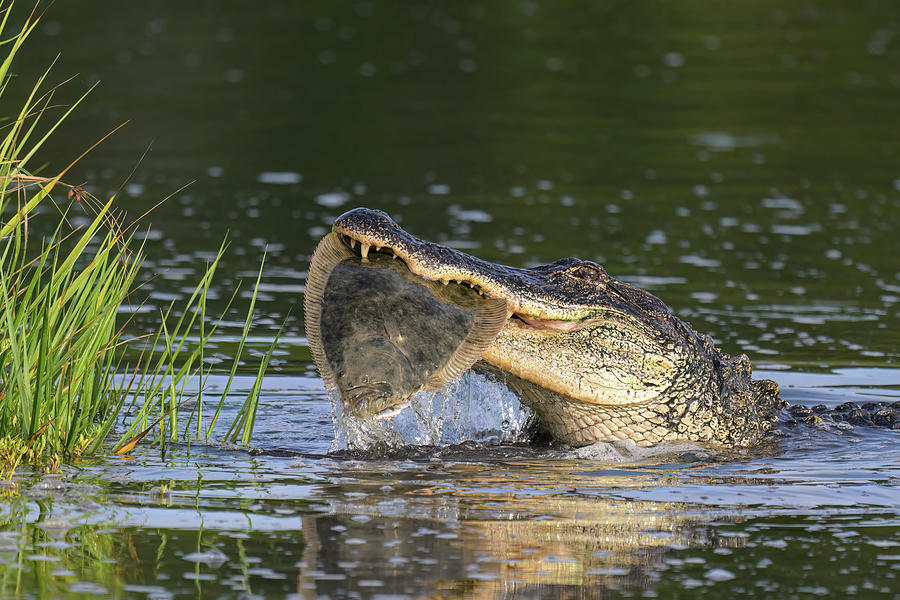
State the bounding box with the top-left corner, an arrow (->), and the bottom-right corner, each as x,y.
3,1 -> 900,598
3,371 -> 899,598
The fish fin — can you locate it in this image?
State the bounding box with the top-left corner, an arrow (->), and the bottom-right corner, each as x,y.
303,233 -> 354,389
424,297 -> 508,390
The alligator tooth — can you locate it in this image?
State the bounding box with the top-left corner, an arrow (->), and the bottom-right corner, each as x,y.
392,252 -> 399,260
360,243 -> 370,259
375,245 -> 381,252
350,238 -> 357,249
441,278 -> 449,285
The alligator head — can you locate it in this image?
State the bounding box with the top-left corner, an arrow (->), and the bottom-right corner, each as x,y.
305,207 -> 784,447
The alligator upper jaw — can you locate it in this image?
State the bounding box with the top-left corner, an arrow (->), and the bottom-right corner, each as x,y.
331,207 -> 600,330
333,230 -> 598,333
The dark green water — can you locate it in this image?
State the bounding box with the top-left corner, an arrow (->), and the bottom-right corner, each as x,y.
3,2 -> 900,598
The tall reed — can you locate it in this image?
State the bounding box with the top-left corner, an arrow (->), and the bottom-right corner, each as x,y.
0,1 -> 272,471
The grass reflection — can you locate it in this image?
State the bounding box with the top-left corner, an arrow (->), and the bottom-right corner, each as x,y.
0,488 -> 308,598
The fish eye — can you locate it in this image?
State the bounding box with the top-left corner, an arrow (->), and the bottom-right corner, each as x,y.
360,375 -> 369,384
571,263 -> 603,281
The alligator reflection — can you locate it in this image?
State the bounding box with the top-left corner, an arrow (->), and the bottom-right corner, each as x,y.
296,457 -> 742,598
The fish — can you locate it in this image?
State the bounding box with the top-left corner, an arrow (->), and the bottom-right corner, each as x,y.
304,233 -> 508,418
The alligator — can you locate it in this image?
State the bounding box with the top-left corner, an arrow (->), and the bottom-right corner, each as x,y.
304,207 -> 900,447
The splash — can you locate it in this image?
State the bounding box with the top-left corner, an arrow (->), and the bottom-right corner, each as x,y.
329,370 -> 533,452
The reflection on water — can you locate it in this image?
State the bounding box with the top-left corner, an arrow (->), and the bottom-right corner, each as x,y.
1,369 -> 898,598
3,437 -> 899,598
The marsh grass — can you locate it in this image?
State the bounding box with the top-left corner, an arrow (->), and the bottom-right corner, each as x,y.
0,2 -> 272,472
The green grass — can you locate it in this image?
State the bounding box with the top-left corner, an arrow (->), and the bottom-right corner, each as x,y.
0,1 -> 272,472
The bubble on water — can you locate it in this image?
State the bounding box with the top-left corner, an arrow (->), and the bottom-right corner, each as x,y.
314,16 -> 333,32
408,50 -> 426,66
214,26 -> 234,42
720,217 -> 739,227
646,230 -> 668,245
546,57 -> 564,71
43,21 -> 62,36
772,224 -> 820,236
223,68 -> 244,83
691,292 -> 718,303
633,64 -> 651,77
69,582 -> 109,594
703,35 -> 721,50
680,255 -> 720,268
316,191 -> 350,208
183,550 -> 228,568
428,184 -> 451,195
257,171 -> 302,185
37,518 -> 71,540
27,554 -> 61,562
705,568 -> 735,582
663,52 -> 685,67
448,205 -> 492,222
51,569 -> 76,577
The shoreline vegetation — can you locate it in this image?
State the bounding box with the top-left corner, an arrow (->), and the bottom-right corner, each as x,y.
0,2 -> 272,475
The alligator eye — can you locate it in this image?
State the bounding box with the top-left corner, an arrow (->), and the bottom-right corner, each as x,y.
572,263 -> 603,281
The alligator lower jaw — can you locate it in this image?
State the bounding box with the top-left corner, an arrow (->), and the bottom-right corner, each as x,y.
333,231 -> 592,333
